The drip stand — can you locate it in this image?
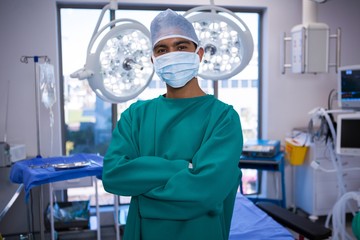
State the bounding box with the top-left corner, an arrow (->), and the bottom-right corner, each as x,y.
20,55 -> 50,240
20,55 -> 50,158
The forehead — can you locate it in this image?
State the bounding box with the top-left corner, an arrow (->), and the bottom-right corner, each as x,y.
153,37 -> 194,50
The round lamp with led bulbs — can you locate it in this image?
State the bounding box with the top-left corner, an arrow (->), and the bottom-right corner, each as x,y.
71,3 -> 154,103
184,5 -> 254,80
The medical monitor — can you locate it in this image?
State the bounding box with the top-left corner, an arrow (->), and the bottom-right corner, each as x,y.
338,65 -> 360,110
336,112 -> 360,156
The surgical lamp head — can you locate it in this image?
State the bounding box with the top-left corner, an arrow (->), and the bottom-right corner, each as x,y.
183,5 -> 254,80
150,9 -> 199,48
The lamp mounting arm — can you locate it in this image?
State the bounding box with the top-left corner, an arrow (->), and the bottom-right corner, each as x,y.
87,0 -> 118,55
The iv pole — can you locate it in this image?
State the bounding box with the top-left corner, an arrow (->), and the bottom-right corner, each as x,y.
20,55 -> 50,158
20,55 -> 50,240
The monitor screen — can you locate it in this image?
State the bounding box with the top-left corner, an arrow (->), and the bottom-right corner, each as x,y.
336,113 -> 360,156
338,65 -> 360,110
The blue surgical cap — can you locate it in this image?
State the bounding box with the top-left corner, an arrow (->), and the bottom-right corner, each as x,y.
150,9 -> 199,48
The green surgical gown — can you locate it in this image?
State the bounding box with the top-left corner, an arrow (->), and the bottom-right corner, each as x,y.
103,94 -> 243,240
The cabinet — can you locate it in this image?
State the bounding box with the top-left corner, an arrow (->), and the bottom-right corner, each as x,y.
294,140 -> 360,216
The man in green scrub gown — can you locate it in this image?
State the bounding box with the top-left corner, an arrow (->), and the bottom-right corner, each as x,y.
103,9 -> 243,240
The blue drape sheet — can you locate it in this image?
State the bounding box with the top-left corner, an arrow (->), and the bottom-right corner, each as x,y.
9,153 -> 103,200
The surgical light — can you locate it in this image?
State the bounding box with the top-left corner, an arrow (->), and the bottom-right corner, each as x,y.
184,5 -> 254,80
71,2 -> 154,103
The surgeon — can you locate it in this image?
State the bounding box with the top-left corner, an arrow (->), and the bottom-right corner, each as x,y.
102,9 -> 243,240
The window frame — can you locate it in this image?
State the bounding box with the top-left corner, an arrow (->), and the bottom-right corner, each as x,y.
57,3 -> 263,203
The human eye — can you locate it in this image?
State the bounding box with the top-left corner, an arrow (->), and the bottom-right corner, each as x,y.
177,45 -> 188,51
154,47 -> 168,56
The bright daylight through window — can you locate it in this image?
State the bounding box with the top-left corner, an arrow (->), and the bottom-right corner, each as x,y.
59,6 -> 260,205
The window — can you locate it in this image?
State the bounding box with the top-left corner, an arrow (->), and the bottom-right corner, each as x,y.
58,5 -> 261,205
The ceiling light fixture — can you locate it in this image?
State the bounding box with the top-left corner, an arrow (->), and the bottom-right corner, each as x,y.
71,1 -> 154,103
184,5 -> 254,80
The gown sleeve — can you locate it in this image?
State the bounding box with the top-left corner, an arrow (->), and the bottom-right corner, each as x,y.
138,108 -> 243,220
102,106 -> 189,197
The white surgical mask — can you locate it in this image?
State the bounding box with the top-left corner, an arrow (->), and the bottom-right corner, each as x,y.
153,49 -> 200,88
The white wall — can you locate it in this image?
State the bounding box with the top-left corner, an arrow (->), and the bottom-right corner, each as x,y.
1,0 -> 360,235
0,0 -> 61,157
1,0 -> 359,159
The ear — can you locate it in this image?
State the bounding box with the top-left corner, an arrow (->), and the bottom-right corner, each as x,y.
197,47 -> 204,62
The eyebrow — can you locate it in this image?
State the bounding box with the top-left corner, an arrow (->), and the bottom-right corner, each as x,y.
153,40 -> 193,50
